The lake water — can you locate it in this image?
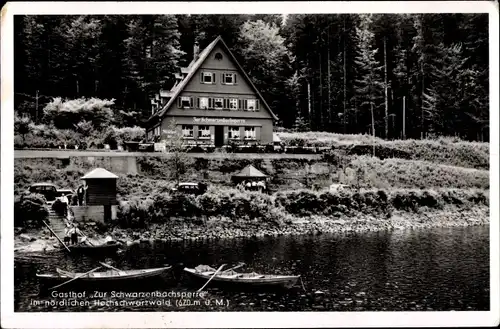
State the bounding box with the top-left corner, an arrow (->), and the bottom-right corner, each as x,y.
14,225 -> 490,312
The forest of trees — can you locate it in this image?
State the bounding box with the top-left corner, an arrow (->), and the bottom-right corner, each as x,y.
14,13 -> 489,142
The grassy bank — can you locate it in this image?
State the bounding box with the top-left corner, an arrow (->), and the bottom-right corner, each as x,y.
279,132 -> 489,169
14,154 -> 489,196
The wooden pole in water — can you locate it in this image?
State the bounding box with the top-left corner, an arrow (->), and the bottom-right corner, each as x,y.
42,220 -> 71,253
197,264 -> 226,292
300,276 -> 306,292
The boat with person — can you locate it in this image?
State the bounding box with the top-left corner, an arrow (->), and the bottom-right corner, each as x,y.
183,264 -> 300,290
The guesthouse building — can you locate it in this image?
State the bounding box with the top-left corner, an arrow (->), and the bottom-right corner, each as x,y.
146,36 -> 278,147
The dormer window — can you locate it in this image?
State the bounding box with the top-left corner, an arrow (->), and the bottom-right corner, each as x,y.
222,73 -> 236,85
215,52 -> 223,61
201,71 -> 215,84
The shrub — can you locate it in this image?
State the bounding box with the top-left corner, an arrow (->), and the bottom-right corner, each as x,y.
117,197 -> 155,228
14,193 -> 49,228
112,126 -> 146,145
43,97 -> 115,130
14,114 -> 32,141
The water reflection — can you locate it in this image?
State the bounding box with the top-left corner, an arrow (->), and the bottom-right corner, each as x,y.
15,225 -> 489,312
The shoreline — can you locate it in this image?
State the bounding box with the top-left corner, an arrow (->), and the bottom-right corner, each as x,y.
14,206 -> 489,254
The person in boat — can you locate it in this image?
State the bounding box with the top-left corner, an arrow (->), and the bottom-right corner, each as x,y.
68,223 -> 83,245
63,224 -> 71,245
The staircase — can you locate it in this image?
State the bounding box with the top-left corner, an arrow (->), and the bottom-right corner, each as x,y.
46,207 -> 68,238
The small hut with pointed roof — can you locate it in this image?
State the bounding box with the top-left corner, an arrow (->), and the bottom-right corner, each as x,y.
81,168 -> 119,206
71,168 -> 119,223
231,165 -> 268,184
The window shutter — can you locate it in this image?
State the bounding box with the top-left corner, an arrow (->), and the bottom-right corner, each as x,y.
197,97 -> 200,108
190,97 -> 193,108
177,97 -> 182,108
244,99 -> 248,110
200,72 -> 203,83
221,73 -> 225,85
256,99 -> 260,110
234,74 -> 237,84
209,98 -> 213,109
212,72 -> 216,84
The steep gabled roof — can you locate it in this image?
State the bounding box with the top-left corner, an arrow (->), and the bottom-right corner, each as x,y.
147,36 -> 278,125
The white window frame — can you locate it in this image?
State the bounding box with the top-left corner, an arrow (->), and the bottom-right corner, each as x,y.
213,98 -> 223,109
182,125 -> 194,138
244,127 -> 256,140
246,99 -> 256,111
198,125 -> 211,139
180,96 -> 193,109
223,73 -> 236,85
201,72 -> 214,84
229,98 -> 238,110
228,126 -> 240,139
199,97 -> 209,110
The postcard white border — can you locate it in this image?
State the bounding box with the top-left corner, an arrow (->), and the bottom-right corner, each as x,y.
1,1 -> 499,328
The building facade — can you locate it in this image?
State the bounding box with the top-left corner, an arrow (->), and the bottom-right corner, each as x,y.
146,36 -> 278,146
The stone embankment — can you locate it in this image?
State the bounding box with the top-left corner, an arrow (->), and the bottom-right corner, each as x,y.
14,206 -> 488,254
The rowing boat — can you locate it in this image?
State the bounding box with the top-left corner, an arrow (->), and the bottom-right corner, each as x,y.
183,265 -> 300,289
37,266 -> 171,287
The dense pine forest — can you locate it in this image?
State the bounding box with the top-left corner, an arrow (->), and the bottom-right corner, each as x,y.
14,14 -> 489,142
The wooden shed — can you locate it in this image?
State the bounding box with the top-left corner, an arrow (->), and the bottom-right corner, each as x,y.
81,168 -> 119,206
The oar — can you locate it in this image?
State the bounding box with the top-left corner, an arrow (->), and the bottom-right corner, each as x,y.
49,266 -> 102,290
77,228 -> 94,246
222,262 -> 245,273
197,264 -> 226,292
42,220 -> 71,253
99,262 -> 121,272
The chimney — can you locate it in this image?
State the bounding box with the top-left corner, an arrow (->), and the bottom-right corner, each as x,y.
193,41 -> 200,61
